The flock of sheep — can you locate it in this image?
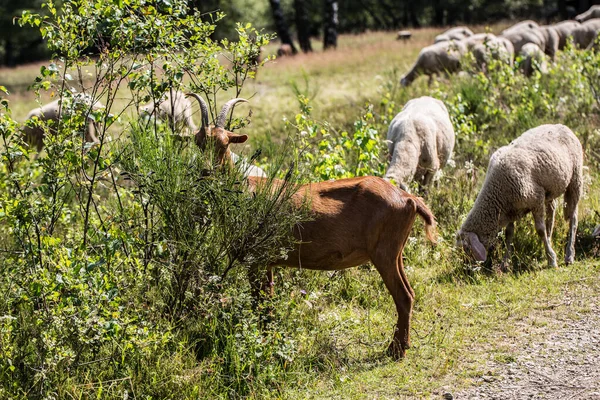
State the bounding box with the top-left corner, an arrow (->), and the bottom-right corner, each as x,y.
17,7 -> 600,359
384,96 -> 583,269
401,5 -> 600,85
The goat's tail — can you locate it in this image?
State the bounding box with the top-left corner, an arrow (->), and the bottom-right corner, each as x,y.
411,196 -> 437,244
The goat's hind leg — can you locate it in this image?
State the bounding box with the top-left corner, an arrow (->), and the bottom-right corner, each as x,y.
370,210 -> 416,360
372,251 -> 413,360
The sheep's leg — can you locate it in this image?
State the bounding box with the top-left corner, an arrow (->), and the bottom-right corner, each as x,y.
565,208 -> 578,265
564,180 -> 581,265
501,221 -> 515,271
545,200 -> 556,240
532,207 -> 557,267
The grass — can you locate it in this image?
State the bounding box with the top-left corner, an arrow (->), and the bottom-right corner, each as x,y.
2,23 -> 600,398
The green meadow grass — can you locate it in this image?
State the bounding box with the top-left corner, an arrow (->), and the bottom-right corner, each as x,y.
1,24 -> 599,398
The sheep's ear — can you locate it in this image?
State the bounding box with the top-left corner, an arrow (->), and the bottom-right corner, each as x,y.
467,232 -> 487,262
228,133 -> 248,144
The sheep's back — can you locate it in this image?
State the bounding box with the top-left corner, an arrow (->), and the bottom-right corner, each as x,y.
493,124 -> 582,199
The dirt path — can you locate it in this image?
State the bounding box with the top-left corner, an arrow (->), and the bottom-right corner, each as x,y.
453,296 -> 600,399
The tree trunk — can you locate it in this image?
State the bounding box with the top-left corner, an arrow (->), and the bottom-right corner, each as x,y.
269,0 -> 298,54
294,0 -> 312,53
323,0 -> 338,50
5,38 -> 14,67
409,2 -> 420,28
432,0 -> 445,26
558,0 -> 568,19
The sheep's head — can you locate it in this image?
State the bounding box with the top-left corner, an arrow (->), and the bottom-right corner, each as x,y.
186,93 -> 248,166
455,230 -> 487,262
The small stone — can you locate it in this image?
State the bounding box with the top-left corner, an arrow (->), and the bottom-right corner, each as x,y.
442,392 -> 453,400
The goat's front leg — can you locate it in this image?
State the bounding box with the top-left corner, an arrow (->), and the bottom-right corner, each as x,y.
532,207 -> 557,267
249,266 -> 274,306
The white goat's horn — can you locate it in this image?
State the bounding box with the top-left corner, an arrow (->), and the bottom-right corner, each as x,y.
216,98 -> 248,128
185,93 -> 209,129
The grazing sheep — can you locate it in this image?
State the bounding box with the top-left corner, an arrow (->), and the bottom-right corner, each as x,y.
186,92 -> 438,359
552,20 -> 582,49
23,94 -> 103,152
230,151 -> 266,178
501,25 -> 558,59
518,43 -> 548,76
462,33 -> 496,51
400,40 -> 467,86
553,19 -> 600,49
580,19 -> 600,48
501,20 -> 540,36
396,30 -> 412,41
472,36 -> 515,69
434,26 -> 474,43
276,43 -> 293,57
576,5 -> 600,22
457,124 -> 583,268
384,96 -> 455,191
139,90 -> 196,133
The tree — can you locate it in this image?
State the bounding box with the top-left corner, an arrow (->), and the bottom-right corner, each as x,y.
0,0 -> 50,66
323,0 -> 338,50
269,0 -> 298,54
295,0 -> 312,53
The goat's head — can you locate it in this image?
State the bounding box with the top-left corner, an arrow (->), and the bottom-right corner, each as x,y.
185,93 -> 249,166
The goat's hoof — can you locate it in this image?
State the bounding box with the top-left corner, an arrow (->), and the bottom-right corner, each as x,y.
386,341 -> 406,360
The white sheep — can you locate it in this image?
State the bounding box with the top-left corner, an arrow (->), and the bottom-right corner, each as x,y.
551,20 -> 582,49
518,43 -> 548,76
230,151 -> 266,178
434,26 -> 474,43
501,20 -> 540,36
384,96 -> 455,191
462,33 -> 497,51
576,5 -> 600,22
471,36 -> 515,69
581,19 -> 600,49
139,90 -> 196,133
501,25 -> 559,60
400,40 -> 467,86
457,124 -> 583,268
23,94 -> 103,152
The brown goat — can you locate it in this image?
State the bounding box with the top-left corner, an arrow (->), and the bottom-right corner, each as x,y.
187,94 -> 437,359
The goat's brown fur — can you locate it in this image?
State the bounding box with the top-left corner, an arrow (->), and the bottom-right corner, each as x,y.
187,94 -> 437,359
249,175 -> 436,359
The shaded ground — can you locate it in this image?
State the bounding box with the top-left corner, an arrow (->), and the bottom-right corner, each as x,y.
452,296 -> 600,399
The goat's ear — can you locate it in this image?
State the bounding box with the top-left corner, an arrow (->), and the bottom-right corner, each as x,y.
228,133 -> 248,144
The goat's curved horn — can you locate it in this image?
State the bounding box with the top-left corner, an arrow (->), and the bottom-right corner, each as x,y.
185,93 -> 209,129
216,98 -> 248,128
